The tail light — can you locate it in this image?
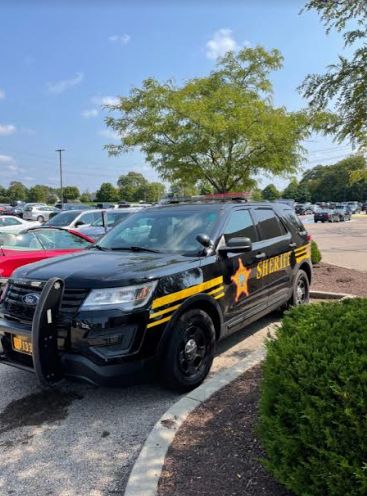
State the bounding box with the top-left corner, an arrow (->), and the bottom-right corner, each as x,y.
307,234 -> 312,241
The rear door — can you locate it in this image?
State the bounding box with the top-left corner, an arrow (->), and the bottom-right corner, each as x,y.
251,207 -> 293,309
218,208 -> 268,334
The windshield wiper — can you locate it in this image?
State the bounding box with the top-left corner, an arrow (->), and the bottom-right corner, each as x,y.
89,244 -> 109,251
110,246 -> 161,253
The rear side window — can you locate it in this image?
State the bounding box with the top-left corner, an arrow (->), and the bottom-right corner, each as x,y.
283,208 -> 305,232
253,208 -> 287,240
80,212 -> 102,224
223,209 -> 258,243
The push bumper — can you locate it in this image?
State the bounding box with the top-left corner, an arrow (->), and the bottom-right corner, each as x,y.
0,278 -> 152,386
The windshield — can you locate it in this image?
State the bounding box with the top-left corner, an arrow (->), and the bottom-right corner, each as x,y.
91,212 -> 131,227
45,211 -> 80,226
0,229 -> 91,251
97,209 -> 219,255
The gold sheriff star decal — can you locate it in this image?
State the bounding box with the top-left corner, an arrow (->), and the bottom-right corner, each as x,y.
231,258 -> 251,302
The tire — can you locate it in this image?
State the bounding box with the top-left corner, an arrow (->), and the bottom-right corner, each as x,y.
314,220 -> 318,223
160,309 -> 216,392
37,216 -> 45,223
287,269 -> 310,308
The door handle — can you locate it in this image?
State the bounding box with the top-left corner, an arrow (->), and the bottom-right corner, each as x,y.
289,242 -> 297,248
255,252 -> 266,260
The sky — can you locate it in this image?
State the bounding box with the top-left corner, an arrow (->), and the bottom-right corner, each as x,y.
0,0 -> 354,193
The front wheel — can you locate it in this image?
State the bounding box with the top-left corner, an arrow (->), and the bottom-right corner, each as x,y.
161,309 -> 216,392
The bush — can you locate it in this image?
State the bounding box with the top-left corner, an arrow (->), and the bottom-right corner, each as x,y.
259,299 -> 367,496
311,239 -> 322,264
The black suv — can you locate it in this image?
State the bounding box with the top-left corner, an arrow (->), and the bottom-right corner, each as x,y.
0,199 -> 312,391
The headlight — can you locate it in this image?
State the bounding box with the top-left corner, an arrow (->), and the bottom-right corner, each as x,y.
80,281 -> 157,311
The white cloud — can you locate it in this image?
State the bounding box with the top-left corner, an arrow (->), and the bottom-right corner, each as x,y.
82,108 -> 99,119
91,95 -> 119,106
99,129 -> 120,140
23,176 -> 34,182
0,88 -> 5,99
0,154 -> 15,164
0,124 -> 16,136
47,72 -> 84,94
108,34 -> 131,44
206,29 -> 238,60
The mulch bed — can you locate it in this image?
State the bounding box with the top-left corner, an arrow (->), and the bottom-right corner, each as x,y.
158,364 -> 291,496
158,263 -> 367,496
312,262 -> 367,298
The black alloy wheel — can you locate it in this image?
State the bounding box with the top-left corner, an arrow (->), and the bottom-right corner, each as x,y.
161,309 -> 216,392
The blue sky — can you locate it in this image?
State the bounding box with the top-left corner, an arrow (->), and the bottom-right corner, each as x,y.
0,0 -> 353,193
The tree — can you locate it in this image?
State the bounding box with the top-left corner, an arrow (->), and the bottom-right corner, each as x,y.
79,193 -> 91,203
169,180 -> 199,197
136,182 -> 165,203
63,186 -> 80,201
262,184 -> 280,201
105,47 -> 328,193
0,185 -> 9,203
47,192 -> 59,204
282,179 -> 300,200
7,181 -> 28,201
301,0 -> 367,153
27,185 -> 49,203
300,155 -> 367,202
117,172 -> 148,201
95,183 -> 118,202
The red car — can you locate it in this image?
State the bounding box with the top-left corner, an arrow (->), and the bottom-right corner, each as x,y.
0,227 -> 94,286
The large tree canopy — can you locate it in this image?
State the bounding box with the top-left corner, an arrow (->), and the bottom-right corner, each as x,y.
301,0 -> 367,149
104,47 -> 329,193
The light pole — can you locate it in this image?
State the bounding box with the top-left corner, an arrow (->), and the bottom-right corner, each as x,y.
55,149 -> 65,206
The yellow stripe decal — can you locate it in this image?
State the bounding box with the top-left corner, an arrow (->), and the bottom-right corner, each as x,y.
214,292 -> 225,300
152,276 -> 224,310
150,303 -> 181,319
296,252 -> 311,263
295,244 -> 309,253
208,286 -> 224,296
147,316 -> 172,329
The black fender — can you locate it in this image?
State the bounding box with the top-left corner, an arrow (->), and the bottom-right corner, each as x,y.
155,293 -> 224,364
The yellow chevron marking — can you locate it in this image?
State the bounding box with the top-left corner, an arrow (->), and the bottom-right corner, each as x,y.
208,285 -> 224,296
214,292 -> 225,300
152,276 -> 224,310
147,315 -> 172,329
150,303 -> 181,319
295,244 -> 309,254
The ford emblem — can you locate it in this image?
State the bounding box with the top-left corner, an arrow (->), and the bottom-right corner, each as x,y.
22,293 -> 40,306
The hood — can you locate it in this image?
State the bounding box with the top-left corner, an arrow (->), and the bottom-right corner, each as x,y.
11,250 -> 200,289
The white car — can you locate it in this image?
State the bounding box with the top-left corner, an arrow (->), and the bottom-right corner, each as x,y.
44,209 -> 104,229
0,216 -> 40,234
23,205 -> 59,222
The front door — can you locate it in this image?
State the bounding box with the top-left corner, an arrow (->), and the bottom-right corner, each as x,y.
218,208 -> 268,335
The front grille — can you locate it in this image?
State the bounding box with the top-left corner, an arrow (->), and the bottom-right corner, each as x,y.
2,280 -> 89,323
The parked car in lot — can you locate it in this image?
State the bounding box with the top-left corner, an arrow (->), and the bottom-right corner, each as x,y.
0,216 -> 39,233
295,204 -> 313,215
54,202 -> 91,211
45,209 -> 104,229
0,227 -> 93,286
334,205 -> 351,222
76,208 -> 142,240
314,208 -> 340,223
347,201 -> 361,214
0,198 -> 312,390
23,205 -> 59,223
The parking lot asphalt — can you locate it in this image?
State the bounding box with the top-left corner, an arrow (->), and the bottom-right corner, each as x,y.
0,314 -> 279,496
304,215 -> 367,272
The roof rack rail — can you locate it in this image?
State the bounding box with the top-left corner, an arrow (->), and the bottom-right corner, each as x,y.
160,192 -> 251,204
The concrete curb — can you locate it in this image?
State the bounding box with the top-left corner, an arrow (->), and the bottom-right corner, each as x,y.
124,347 -> 267,496
310,290 -> 356,300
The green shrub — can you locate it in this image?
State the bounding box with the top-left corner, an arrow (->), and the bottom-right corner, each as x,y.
259,299 -> 367,496
311,239 -> 322,264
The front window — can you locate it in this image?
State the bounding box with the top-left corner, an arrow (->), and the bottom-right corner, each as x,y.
0,229 -> 92,250
97,209 -> 219,255
45,211 -> 80,226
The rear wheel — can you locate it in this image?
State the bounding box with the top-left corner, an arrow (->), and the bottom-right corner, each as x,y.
283,269 -> 310,311
37,215 -> 44,223
161,309 -> 216,392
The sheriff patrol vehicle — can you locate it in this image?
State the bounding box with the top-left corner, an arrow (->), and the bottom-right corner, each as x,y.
0,195 -> 312,391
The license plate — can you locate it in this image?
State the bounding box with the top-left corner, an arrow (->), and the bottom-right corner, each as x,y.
12,335 -> 33,356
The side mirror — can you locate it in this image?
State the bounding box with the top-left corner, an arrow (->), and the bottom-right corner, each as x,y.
196,234 -> 213,248
219,237 -> 252,254
75,221 -> 85,228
